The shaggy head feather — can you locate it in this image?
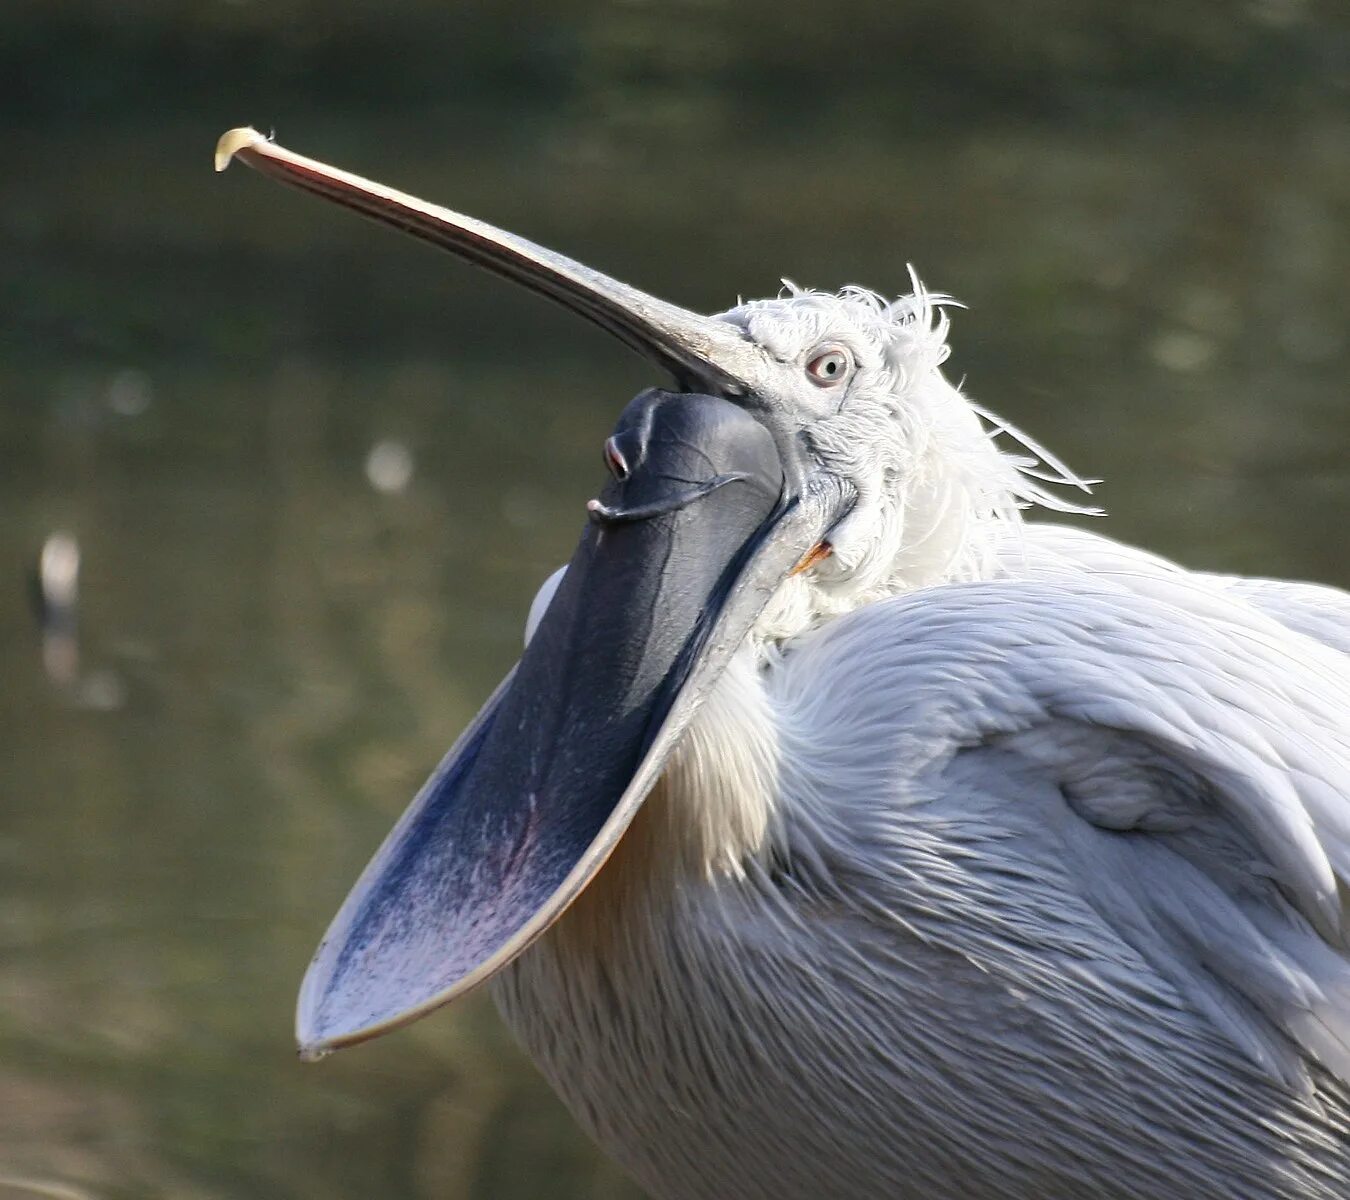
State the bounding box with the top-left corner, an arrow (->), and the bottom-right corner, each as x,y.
716,275 -> 1096,640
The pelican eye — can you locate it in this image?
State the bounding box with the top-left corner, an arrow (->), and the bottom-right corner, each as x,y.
805,347 -> 852,387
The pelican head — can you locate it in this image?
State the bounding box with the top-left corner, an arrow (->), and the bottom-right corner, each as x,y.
215,129 -> 1085,1058
712,285 -> 1091,640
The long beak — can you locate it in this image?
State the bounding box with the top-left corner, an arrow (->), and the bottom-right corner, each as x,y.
215,129 -> 854,1055
215,128 -> 770,395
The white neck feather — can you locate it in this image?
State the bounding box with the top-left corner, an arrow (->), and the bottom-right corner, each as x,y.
653,646 -> 784,880
546,647 -> 781,949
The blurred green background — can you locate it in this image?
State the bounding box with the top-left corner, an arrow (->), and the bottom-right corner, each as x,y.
3,2 -> 1350,1197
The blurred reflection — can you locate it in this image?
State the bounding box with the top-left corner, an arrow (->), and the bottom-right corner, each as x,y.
105,370 -> 152,419
30,532 -> 127,711
366,439 -> 415,494
34,531 -> 79,687
0,1174 -> 94,1199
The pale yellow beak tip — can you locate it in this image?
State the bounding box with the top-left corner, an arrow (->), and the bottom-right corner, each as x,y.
215,126 -> 267,173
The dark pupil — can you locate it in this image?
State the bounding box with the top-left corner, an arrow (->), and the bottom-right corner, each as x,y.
824,358 -> 838,375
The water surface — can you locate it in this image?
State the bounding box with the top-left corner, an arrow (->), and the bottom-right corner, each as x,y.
4,4 -> 1350,1196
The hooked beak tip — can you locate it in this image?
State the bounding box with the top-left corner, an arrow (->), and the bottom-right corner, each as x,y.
297,1040 -> 332,1063
215,126 -> 267,173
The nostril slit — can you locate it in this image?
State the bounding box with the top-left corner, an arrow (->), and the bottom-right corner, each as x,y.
604,436 -> 630,481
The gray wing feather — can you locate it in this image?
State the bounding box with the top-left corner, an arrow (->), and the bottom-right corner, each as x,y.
794,563 -> 1350,1091
1021,521 -> 1350,656
1205,575 -> 1350,658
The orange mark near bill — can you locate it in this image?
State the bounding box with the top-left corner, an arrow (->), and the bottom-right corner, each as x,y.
790,541 -> 832,576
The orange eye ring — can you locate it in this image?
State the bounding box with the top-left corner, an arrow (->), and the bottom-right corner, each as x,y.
805,347 -> 852,386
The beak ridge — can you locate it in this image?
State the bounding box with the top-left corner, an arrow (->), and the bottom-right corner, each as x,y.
215,127 -> 768,394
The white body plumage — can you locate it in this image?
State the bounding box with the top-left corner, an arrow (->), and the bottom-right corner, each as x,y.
496,287 -> 1350,1200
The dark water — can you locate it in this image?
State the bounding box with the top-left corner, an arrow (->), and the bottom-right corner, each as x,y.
4,3 -> 1350,1197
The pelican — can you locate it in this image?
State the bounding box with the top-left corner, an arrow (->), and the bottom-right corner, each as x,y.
217,128 -> 1350,1200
